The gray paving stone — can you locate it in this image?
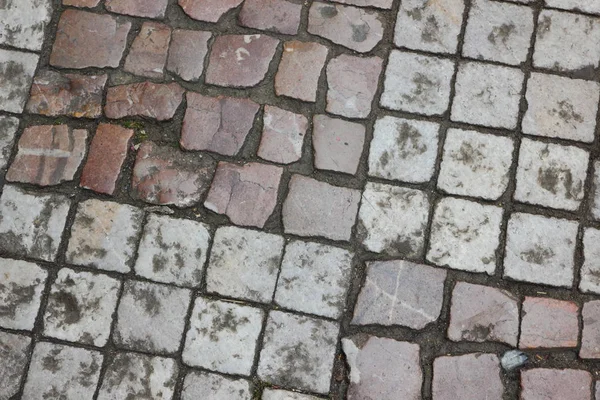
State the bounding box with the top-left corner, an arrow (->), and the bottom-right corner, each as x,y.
504,213 -> 578,287
515,138 -> 589,211
427,197 -> 503,274
0,116 -> 19,170
381,50 -> 454,116
581,227 -> 600,295
462,0 -> 534,66
258,105 -> 308,165
523,73 -> 599,143
23,342 -> 102,400
134,214 -> 211,287
343,335 -> 422,400
546,0 -> 600,14
43,268 -> 120,347
357,182 -> 430,257
312,115 -> 366,175
581,300 -> 600,359
275,240 -> 353,319
66,199 -> 144,273
262,389 -> 321,400
0,0 -> 53,51
591,161 -> 600,220
352,260 -> 447,329
182,371 -> 252,400
0,185 -> 70,262
206,226 -> 284,303
368,116 -> 440,184
114,280 -> 191,354
451,61 -> 524,129
0,331 -> 31,399
521,368 -> 592,400
183,297 -> 264,375
97,352 -> 178,400
258,311 -> 339,393
0,49 -> 39,113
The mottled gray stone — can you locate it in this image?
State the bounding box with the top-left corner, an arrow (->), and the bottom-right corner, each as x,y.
0,49 -> 39,113
343,335 -> 422,400
0,116 -> 19,170
581,227 -> 600,294
263,389 -> 321,400
183,297 -> 264,375
546,0 -> 600,13
258,105 -> 308,164
521,369 -> 592,400
206,226 -> 284,303
182,371 -> 252,400
0,0 -> 53,51
312,115 -> 366,175
352,260 -> 446,329
0,332 -> 31,399
124,22 -> 171,79
591,161 -> 600,220
258,311 -> 339,393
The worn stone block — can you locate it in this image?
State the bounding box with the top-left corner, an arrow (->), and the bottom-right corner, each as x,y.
275,41 -> 328,102
313,115 -> 365,174
179,0 -> 243,22
239,0 -> 303,35
581,300 -> 600,358
258,105 -> 308,164
124,22 -> 171,78
0,49 -> 39,113
0,332 -> 31,399
106,0 -> 168,18
0,0 -> 53,51
581,227 -> 600,294
521,369 -> 592,400
0,116 -> 20,170
105,82 -> 185,121
167,30 -> 211,81
182,371 -> 252,400
520,297 -> 579,349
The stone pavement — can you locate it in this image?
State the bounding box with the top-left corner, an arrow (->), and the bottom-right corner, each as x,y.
3,0 -> 600,399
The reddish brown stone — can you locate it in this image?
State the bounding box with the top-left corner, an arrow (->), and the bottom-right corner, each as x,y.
275,41 -> 328,102
581,300 -> 600,359
258,105 -> 308,164
181,92 -> 259,156
204,162 -> 283,228
63,0 -> 101,7
80,124 -> 134,195
167,30 -> 212,82
6,125 -> 88,186
105,0 -> 169,18
26,70 -> 107,119
312,115 -> 365,174
179,0 -> 244,22
206,35 -> 280,88
50,10 -> 131,69
124,22 -> 171,78
131,141 -> 216,208
333,0 -> 393,8
105,82 -> 185,121
239,0 -> 303,35
521,369 -> 592,400
520,297 -> 579,349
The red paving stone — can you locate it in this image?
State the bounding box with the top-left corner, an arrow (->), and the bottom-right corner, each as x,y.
275,41 -> 329,102
179,0 -> 244,22
238,0 -> 303,35
105,82 -> 185,121
521,369 -> 592,400
105,0 -> 169,18
258,105 -> 308,164
166,30 -> 212,82
581,300 -> 600,359
312,114 -> 366,174
520,297 -> 579,349
124,22 -> 171,79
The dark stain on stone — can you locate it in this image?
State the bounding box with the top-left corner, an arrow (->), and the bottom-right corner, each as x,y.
379,151 -> 390,168
52,291 -> 82,325
488,23 -> 516,45
0,281 -> 36,319
537,15 -> 552,39
406,8 -> 422,21
422,15 -> 440,43
320,5 -> 338,18
395,121 -> 426,158
130,284 -> 161,316
538,166 -> 581,199
41,347 -> 63,373
351,23 -> 369,43
552,100 -> 584,124
462,323 -> 494,341
152,254 -> 168,272
570,64 -> 596,80
521,244 -> 555,265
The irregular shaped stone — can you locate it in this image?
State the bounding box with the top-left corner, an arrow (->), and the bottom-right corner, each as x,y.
239,0 -> 303,34
258,105 -> 308,164
105,82 -> 185,121
313,115 -> 365,174
105,0 -> 169,18
275,41 -> 329,102
167,30 -> 211,81
308,2 -> 384,53
131,141 -> 216,208
50,10 -> 131,68
179,0 -> 244,22
0,332 -> 31,399
182,372 -> 252,400
352,260 -> 446,329
0,116 -> 19,170
343,335 -> 422,400
520,297 -> 579,349
0,49 -> 39,113
581,300 -> 600,358
263,389 -> 321,400
521,369 -> 592,400
0,0 -> 53,51
27,70 -> 107,118
124,22 -> 171,78
501,350 -> 528,371
181,93 -> 260,155
6,125 -> 88,186
204,162 -> 283,227
581,227 -> 600,294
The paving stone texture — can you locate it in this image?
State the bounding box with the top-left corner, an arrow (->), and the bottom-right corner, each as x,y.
3,0 -> 600,398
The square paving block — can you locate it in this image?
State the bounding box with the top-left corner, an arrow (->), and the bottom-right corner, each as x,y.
182,371 -> 252,400
0,331 -> 31,399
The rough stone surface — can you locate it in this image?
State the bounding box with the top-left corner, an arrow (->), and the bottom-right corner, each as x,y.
581,300 -> 600,358
105,82 -> 185,121
592,161 -> 600,220
179,0 -> 244,22
0,49 -> 39,113
124,22 -> 171,78
581,227 -> 600,294
0,332 -> 31,399
520,297 -> 579,349
262,389 -> 321,400
313,115 -> 366,174
63,0 -> 101,7
182,371 -> 252,400
167,29 -> 211,81
105,0 -> 169,18
546,0 -> 600,13
239,0 -> 303,35
352,260 -> 446,329
258,105 -> 308,164
275,41 -> 329,102
331,0 -> 393,8
521,369 -> 592,400
0,0 -> 53,51
0,116 -> 19,170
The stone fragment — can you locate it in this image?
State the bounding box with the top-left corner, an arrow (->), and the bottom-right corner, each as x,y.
357,182 -> 429,257
26,70 -> 107,118
105,0 -> 169,18
167,30 -> 211,81
381,50 -> 454,115
124,22 -> 171,78
258,105 -> 308,164
343,335 -> 422,400
0,258 -> 47,330
182,372 -> 252,400
105,82 -> 185,121
546,0 -> 600,13
275,41 -> 328,102
313,115 -> 365,174
308,2 -> 384,53
258,311 -> 338,393
581,227 -> 600,294
448,282 -> 519,346
179,0 -> 244,22
500,350 -> 528,371
206,226 -> 284,303
0,0 -> 53,51
0,49 -> 39,113
581,300 -> 600,358
283,175 -> 361,241
0,185 -> 70,262
239,0 -> 303,34
520,297 -> 579,349
132,141 -> 216,208
521,369 -> 592,400
204,162 -> 282,227
181,93 -> 260,155
0,332 -> 31,399
206,35 -> 279,87
263,389 -> 321,400
50,10 -> 131,68
6,125 -> 88,186
0,116 -> 19,170
63,0 -> 100,6
352,260 -> 446,329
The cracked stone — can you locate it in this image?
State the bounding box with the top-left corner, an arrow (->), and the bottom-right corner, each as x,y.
182,371 -> 252,400
521,369 -> 592,400
0,0 -> 53,51
179,0 -> 244,22
275,41 -> 329,102
581,300 -> 600,358
313,115 -> 365,174
258,105 -> 308,164
105,0 -> 169,18
520,297 -> 579,349
105,82 -> 185,121
0,116 -> 19,170
167,29 -> 211,82
0,332 -> 31,399
124,22 -> 171,78
0,48 -> 39,113
581,227 -> 600,294
239,0 -> 303,35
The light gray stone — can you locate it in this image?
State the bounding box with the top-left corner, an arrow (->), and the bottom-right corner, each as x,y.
591,161 -> 600,220
263,389 -> 321,400
0,0 -> 53,51
580,227 -> 600,295
0,49 -> 39,113
0,116 -> 19,170
312,115 -> 366,175
182,371 -> 252,400
545,0 -> 600,13
0,332 -> 31,399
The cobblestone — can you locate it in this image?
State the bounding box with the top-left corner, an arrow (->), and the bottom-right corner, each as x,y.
0,116 -> 19,170
124,22 -> 171,79
166,30 -> 211,82
581,227 -> 600,294
258,105 -> 308,164
105,82 -> 185,121
0,0 -> 53,51
581,300 -> 600,358
239,0 -> 303,35
0,49 -> 39,113
182,371 -> 251,400
263,389 -> 321,400
520,297 -> 579,349
179,0 -> 244,22
0,331 -> 31,399
521,368 -> 592,400
275,41 -> 328,102
105,0 -> 169,18
312,115 -> 365,174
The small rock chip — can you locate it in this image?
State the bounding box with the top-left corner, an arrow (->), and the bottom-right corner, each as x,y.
275,41 -> 329,102
105,82 -> 185,121
239,0 -> 303,35
167,30 -> 211,81
105,0 -> 169,18
500,350 -> 528,371
179,0 -> 244,22
124,22 -> 171,78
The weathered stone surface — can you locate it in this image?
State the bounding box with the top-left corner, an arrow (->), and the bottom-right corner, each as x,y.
275,41 -> 329,102
183,297 -> 264,375
66,199 -> 143,273
0,0 -> 53,51
258,105 -> 308,164
181,93 -> 260,155
124,22 -> 171,78
0,49 -> 39,113
0,185 -> 70,262
0,258 -> 47,330
105,82 -> 185,121
263,389 -> 321,400
352,260 -> 446,329
0,332 -> 31,399
206,35 -> 279,87
592,161 -> 600,221
239,0 -> 303,35
331,0 -> 393,8
179,0 -> 244,22
258,311 -> 338,393
6,125 -> 88,186
581,227 -> 600,294
581,300 -> 600,358
0,116 -> 19,170
206,226 -> 284,303
105,0 -> 169,18
343,335 -> 422,400
313,115 -> 365,174
43,268 -> 120,346
520,297 -> 579,349
283,175 -> 361,241
308,2 -> 384,53
63,0 -> 100,7
167,29 -> 211,81
448,282 -> 519,346
50,10 -> 131,68
358,182 -> 429,257
182,372 -> 252,400
27,70 -> 107,118
204,162 -> 282,227
546,0 -> 600,13
132,141 -> 216,208
521,369 -> 592,400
